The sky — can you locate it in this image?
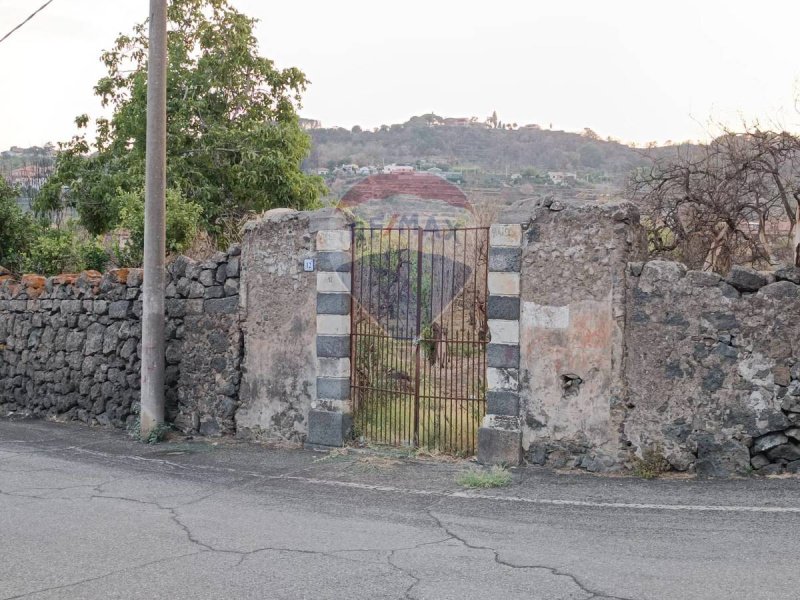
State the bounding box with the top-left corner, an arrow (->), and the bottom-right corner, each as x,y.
0,0 -> 798,149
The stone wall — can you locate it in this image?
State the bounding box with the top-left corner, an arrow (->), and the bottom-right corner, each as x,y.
0,249 -> 242,434
502,198 -> 647,471
235,209 -> 319,441
625,262 -> 800,476
4,199 -> 800,477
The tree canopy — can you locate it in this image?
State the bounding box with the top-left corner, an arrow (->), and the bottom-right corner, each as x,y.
39,0 -> 324,243
630,127 -> 800,272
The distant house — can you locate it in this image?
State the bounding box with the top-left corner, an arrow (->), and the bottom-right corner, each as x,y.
442,118 -> 471,127
548,171 -> 577,185
383,164 -> 415,174
341,164 -> 359,174
316,168 -> 329,176
522,124 -> 541,130
357,166 -> 371,176
8,164 -> 52,192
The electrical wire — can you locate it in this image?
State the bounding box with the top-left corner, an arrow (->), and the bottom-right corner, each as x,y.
0,0 -> 56,46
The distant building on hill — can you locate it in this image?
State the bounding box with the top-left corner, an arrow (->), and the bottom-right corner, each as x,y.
442,118 -> 471,127
548,171 -> 577,185
7,164 -> 53,192
383,164 -> 415,174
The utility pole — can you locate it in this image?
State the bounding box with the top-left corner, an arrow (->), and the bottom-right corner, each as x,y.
140,0 -> 167,437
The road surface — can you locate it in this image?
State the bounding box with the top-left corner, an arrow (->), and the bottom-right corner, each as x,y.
2,419 -> 800,599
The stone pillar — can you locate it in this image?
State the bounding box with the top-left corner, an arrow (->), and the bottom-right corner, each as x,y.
308,224 -> 353,447
478,223 -> 523,465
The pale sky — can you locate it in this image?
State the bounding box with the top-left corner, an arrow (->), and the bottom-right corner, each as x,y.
1,0 -> 798,149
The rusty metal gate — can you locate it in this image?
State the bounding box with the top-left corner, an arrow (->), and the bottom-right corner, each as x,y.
349,226 -> 489,455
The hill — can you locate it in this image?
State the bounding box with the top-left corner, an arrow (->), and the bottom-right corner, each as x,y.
305,115 -> 662,184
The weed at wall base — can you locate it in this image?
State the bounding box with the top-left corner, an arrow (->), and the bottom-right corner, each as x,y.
456,466 -> 512,488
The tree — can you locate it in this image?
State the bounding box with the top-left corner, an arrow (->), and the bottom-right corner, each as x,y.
40,0 -> 325,241
630,127 -> 800,272
582,128 -> 600,141
0,179 -> 39,273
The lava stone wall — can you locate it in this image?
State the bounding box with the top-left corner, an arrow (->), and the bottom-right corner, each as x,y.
625,262 -> 800,476
0,248 -> 242,434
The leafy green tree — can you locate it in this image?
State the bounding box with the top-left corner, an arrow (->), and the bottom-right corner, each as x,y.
42,0 -> 324,240
0,179 -> 41,274
115,188 -> 203,267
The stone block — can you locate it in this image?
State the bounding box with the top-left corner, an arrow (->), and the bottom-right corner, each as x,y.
316,230 -> 351,252
226,256 -> 240,278
316,314 -> 351,335
488,247 -> 521,272
489,224 -> 522,248
223,278 -> 239,296
487,344 -> 520,368
694,436 -> 751,477
775,266 -> 800,285
477,427 -> 522,465
317,272 -> 351,293
316,251 -> 351,273
317,357 -> 350,378
307,410 -> 352,447
488,319 -> 519,345
204,296 -> 239,314
753,432 -> 788,453
488,272 -> 520,296
758,281 -> 800,300
308,207 -> 350,233
486,391 -> 519,416
725,266 -> 767,292
199,269 -> 215,286
487,295 -> 520,320
317,335 -> 350,358
204,286 -> 225,299
108,300 -> 131,319
317,293 -> 350,315
487,367 -> 519,391
316,377 -> 350,400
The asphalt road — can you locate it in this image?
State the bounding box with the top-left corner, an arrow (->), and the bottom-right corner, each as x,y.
2,419 -> 800,600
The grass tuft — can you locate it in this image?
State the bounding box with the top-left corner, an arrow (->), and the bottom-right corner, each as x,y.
456,466 -> 512,488
632,446 -> 671,479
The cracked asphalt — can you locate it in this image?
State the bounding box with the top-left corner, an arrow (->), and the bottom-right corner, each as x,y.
2,420 -> 800,599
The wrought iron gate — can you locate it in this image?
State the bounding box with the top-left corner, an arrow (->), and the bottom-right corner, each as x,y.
350,226 -> 489,455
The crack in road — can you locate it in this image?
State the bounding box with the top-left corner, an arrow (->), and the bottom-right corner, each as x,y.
424,508 -> 637,600
1,552 -> 203,600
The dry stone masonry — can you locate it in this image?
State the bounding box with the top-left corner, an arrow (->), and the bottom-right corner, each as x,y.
625,261 -> 800,476
0,248 -> 242,434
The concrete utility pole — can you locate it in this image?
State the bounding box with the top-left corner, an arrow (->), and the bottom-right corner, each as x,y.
140,0 -> 168,437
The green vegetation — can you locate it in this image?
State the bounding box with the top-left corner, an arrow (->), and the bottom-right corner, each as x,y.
632,446 -> 671,479
1,180 -> 105,276
456,466 -> 513,488
114,188 -> 203,267
0,179 -> 37,274
34,0 -> 324,264
126,404 -> 172,444
24,223 -> 108,275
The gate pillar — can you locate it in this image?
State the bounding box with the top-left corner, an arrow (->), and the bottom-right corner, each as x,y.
478,223 -> 523,465
307,216 -> 353,447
